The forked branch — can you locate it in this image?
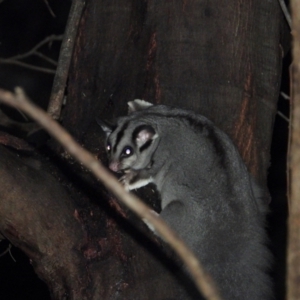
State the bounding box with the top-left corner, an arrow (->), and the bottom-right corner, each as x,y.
0,35 -> 63,75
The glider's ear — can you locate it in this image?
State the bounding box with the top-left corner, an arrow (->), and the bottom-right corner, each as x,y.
128,99 -> 153,114
96,118 -> 116,136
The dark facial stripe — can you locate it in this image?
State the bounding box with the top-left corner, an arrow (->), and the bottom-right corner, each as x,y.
113,121 -> 129,152
139,139 -> 153,152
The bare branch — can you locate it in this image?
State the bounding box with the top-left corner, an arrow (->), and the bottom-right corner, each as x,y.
0,88 -> 221,300
0,244 -> 16,262
277,111 -> 289,123
43,0 -> 56,18
281,91 -> 290,100
0,35 -> 63,74
0,243 -> 11,257
8,245 -> 16,262
0,59 -> 56,74
7,35 -> 63,61
0,108 -> 39,135
278,0 -> 292,29
0,132 -> 34,151
259,97 -> 289,122
34,52 -> 58,66
47,0 -> 85,120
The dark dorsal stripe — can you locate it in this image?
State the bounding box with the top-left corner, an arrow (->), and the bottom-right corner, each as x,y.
113,121 -> 129,152
139,139 -> 153,152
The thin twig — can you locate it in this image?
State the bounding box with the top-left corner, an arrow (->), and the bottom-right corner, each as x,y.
8,245 -> 16,262
47,0 -> 85,120
43,0 -> 56,18
278,0 -> 292,29
7,35 -> 63,61
277,111 -> 290,123
34,52 -> 58,66
0,35 -> 63,74
0,244 -> 10,257
0,244 -> 16,262
0,88 -> 221,300
0,59 -> 56,74
259,97 -> 289,122
281,91 -> 290,100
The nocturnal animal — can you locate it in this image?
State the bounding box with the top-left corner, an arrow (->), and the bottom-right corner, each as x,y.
99,100 -> 272,300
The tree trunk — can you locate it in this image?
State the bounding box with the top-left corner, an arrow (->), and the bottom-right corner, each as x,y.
0,0 -> 283,299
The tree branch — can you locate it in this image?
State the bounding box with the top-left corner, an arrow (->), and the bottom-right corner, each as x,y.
47,0 -> 85,120
278,0 -> 292,29
43,0 -> 56,18
0,244 -> 16,262
0,59 -> 56,74
0,87 -> 221,300
0,35 -> 63,74
6,35 -> 63,61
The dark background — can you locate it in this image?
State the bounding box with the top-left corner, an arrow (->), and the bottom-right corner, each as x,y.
0,0 -> 289,299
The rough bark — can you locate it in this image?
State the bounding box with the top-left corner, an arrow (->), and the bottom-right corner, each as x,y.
0,0 -> 283,299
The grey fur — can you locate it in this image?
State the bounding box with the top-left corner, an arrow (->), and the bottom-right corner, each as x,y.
99,100 -> 272,299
